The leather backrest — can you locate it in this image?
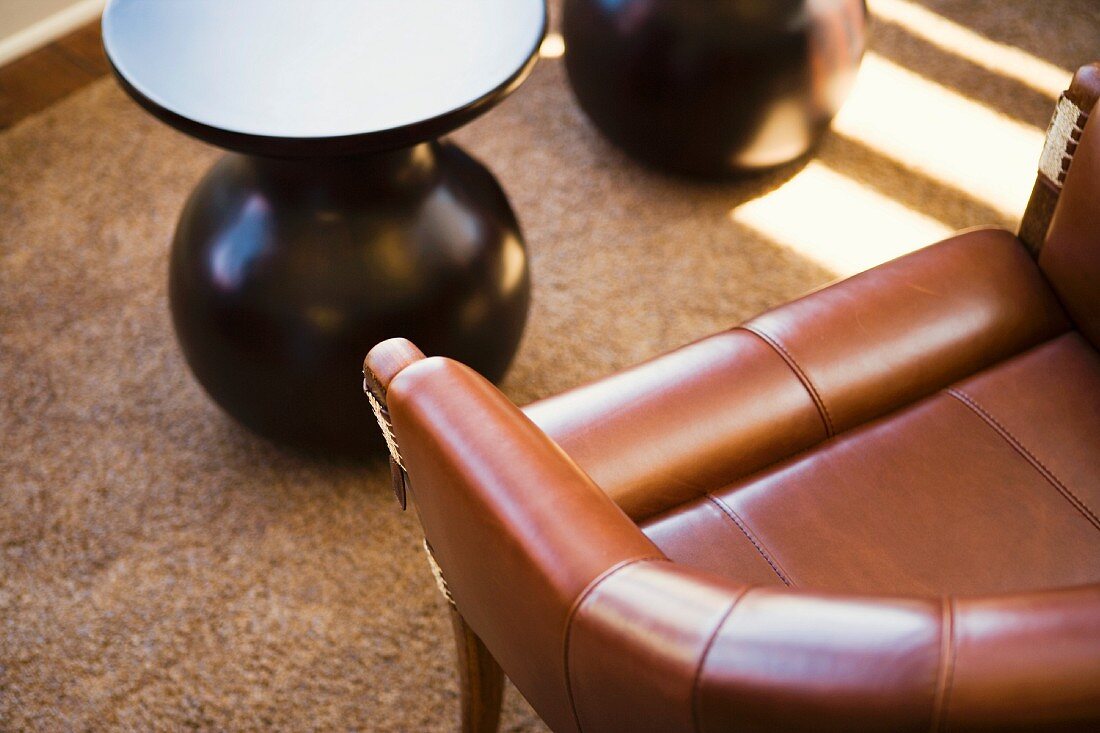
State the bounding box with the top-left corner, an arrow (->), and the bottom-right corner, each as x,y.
1040,99 -> 1100,347
742,228 -> 1069,435
524,329 -> 827,521
529,228 -> 1069,522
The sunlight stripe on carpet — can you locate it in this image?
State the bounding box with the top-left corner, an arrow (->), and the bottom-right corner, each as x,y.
730,161 -> 954,276
832,52 -> 1046,221
868,0 -> 1071,98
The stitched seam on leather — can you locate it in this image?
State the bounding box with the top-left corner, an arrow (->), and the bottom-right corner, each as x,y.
947,388 -> 1100,531
738,326 -> 835,437
690,586 -> 751,733
563,555 -> 668,733
930,596 -> 957,733
707,494 -> 794,587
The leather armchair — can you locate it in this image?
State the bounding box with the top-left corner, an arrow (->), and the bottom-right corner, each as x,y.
364,64 -> 1100,733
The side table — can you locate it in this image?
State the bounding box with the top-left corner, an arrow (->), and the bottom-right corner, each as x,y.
102,0 -> 546,454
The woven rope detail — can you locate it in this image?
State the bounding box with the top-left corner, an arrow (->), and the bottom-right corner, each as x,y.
364,385 -> 405,469
1038,94 -> 1086,189
423,540 -> 456,607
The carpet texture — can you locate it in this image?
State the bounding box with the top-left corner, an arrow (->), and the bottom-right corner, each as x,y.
2,1 -> 1098,730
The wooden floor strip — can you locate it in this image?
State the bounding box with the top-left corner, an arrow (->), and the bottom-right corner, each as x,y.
0,20 -> 108,130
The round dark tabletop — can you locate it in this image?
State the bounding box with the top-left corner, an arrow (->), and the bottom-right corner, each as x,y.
102,0 -> 547,157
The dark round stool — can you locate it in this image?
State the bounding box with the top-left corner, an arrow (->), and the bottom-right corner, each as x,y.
102,0 -> 547,455
562,0 -> 866,176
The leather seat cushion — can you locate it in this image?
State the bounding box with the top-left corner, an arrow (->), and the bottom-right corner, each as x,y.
642,332 -> 1100,596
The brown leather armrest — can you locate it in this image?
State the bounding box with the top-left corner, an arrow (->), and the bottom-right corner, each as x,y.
384,355 -> 663,733
568,564 -> 1100,733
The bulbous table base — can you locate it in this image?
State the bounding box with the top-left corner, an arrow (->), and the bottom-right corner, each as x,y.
562,0 -> 867,177
169,142 -> 530,455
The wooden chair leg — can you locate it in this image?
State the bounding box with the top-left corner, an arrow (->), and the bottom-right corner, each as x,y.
449,607 -> 504,733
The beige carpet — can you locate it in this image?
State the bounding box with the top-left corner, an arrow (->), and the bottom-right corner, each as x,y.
2,1 -> 1098,730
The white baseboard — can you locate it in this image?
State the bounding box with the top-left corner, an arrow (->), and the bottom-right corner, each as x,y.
0,0 -> 106,67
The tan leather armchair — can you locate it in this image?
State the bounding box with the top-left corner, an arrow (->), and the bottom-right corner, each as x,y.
364,64 -> 1100,733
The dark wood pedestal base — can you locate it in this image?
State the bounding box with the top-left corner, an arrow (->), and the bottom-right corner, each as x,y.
169,142 -> 530,455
